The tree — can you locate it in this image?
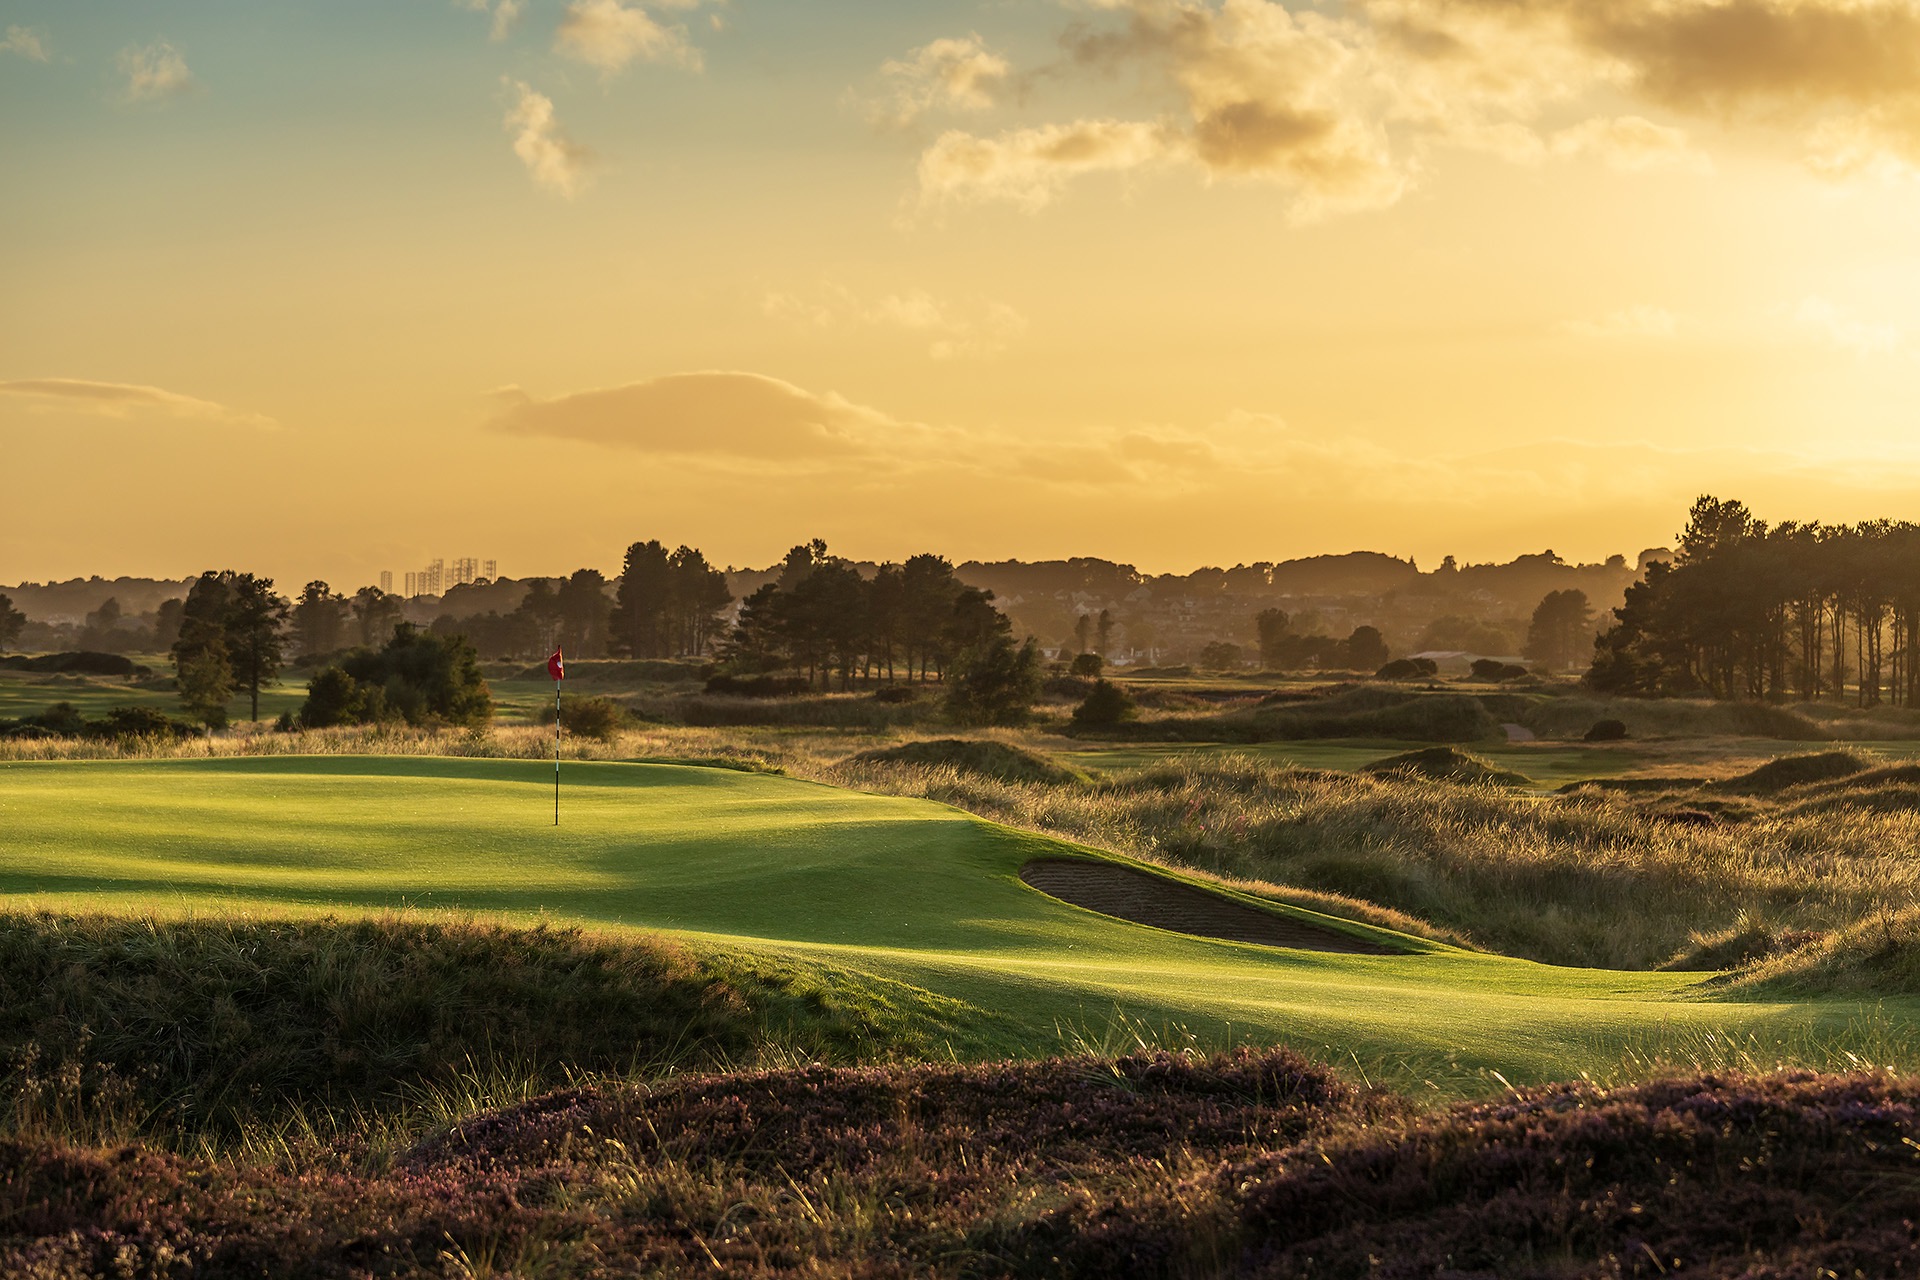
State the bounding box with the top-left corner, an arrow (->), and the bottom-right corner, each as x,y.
80,598 -> 125,652
1072,613 -> 1093,655
0,593 -> 23,654
1525,589 -> 1594,672
151,598 -> 186,652
293,581 -> 346,658
351,586 -> 403,648
1198,641 -> 1243,670
1069,652 -> 1104,679
1344,625 -> 1389,671
944,634 -> 1042,726
226,574 -> 291,722
1094,608 -> 1114,658
1254,608 -> 1291,668
173,571 -> 238,725
555,569 -> 612,658
608,540 -> 673,658
1071,678 -> 1136,729
300,624 -> 492,728
668,545 -> 733,657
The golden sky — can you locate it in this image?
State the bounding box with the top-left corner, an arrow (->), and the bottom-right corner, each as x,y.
6,0 -> 1920,587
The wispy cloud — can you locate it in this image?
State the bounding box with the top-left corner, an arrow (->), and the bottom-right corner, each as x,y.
1,26 -> 49,62
1791,297 -> 1903,355
862,35 -> 1012,128
458,0 -> 525,42
0,378 -> 275,427
761,285 -> 1028,359
118,41 -> 196,103
503,80 -> 593,197
554,0 -> 703,74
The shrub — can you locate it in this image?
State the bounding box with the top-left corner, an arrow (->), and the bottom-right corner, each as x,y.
1584,717 -> 1629,741
1069,652 -> 1104,679
558,694 -> 627,741
1470,658 -> 1529,681
300,626 -> 492,729
1376,658 -> 1437,680
872,684 -> 917,704
85,706 -> 191,742
844,738 -> 1082,784
703,672 -> 811,697
1071,679 -> 1138,729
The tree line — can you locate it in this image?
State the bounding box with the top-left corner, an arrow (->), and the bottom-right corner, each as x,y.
1590,496 -> 1920,705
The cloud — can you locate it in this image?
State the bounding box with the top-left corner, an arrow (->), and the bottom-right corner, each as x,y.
555,0 -> 702,74
504,80 -> 592,197
118,42 -> 196,102
458,0 -> 525,42
1562,305 -> 1681,340
917,118 -> 1173,211
1,26 -> 49,62
865,34 -> 1012,128
1549,116 -> 1712,172
0,378 -> 275,427
1791,296 -> 1902,355
486,372 -> 912,457
1367,0 -> 1920,175
761,285 -> 1029,358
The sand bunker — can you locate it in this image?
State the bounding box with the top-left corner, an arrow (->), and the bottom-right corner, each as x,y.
1019,859 -> 1395,955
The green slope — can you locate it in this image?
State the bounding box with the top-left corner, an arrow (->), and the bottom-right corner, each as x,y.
0,756 -> 1908,1090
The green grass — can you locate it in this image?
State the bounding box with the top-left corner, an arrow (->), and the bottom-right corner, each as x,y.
2,755 -> 1913,1096
0,667 -> 306,725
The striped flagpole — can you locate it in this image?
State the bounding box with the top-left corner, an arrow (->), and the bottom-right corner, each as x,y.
548,646 -> 565,826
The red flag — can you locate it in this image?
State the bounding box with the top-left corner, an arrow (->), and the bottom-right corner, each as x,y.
547,648 -> 565,681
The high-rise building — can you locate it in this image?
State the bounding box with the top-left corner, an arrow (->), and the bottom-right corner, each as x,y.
379,570 -> 393,594
450,556 -> 479,588
404,571 -> 417,598
423,558 -> 444,597
482,559 -> 497,582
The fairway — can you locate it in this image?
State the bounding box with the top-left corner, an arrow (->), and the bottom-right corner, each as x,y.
2,755 -> 1906,1091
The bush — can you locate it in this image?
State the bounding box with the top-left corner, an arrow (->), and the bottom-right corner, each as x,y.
844,738 -> 1083,784
1470,658 -> 1529,682
872,684 -> 917,704
1584,717 -> 1629,741
1069,652 -> 1104,679
945,636 -> 1042,728
298,626 -> 492,729
1071,679 -> 1138,729
703,672 -> 811,697
1376,658 -> 1437,680
85,706 -> 191,742
558,694 -> 627,741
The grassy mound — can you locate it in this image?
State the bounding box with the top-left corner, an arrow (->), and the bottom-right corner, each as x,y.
1362,746 -> 1528,787
8,1058 -> 1919,1278
0,913 -> 909,1134
843,737 -> 1083,784
1720,906 -> 1920,997
1708,750 -> 1872,795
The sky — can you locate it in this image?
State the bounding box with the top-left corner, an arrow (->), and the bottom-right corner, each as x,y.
6,0 -> 1920,588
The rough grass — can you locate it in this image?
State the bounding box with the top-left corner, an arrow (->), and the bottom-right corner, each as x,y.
1362,745 -> 1529,787
0,913 -> 927,1141
6,1055 -> 1919,1278
842,737 -> 1085,785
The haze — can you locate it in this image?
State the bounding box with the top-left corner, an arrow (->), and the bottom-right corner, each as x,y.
7,0 -> 1920,586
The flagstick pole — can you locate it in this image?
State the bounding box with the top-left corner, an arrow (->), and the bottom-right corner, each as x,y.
553,677 -> 561,826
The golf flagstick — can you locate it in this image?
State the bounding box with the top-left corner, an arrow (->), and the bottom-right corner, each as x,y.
548,646 -> 565,825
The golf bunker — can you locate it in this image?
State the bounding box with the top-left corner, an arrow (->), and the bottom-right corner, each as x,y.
1018,859 -> 1395,955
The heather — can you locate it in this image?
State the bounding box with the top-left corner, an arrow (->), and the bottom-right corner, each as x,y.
6,1055 -> 1920,1278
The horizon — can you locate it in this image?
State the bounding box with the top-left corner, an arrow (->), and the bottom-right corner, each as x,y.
8,1 -> 1920,585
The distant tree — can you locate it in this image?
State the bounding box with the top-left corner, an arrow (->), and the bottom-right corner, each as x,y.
555,569 -> 612,658
300,625 -> 492,729
1095,608 -> 1114,658
173,571 -> 239,725
1069,652 -> 1104,679
1071,678 -> 1136,729
1415,614 -> 1521,655
868,563 -> 906,681
350,586 -> 404,648
608,540 -> 674,658
1344,626 -> 1390,671
944,634 -> 1042,727
227,575 -> 291,722
1072,613 -> 1093,655
1254,608 -> 1291,668
151,598 -> 186,651
0,593 -> 23,653
80,598 -> 126,652
1525,589 -> 1594,672
292,581 -> 346,658
901,553 -> 961,680
1197,641 -> 1243,670
512,579 -> 562,653
667,545 -> 733,656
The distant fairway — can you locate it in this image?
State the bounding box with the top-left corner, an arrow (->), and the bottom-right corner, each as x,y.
2,755 -> 1911,1091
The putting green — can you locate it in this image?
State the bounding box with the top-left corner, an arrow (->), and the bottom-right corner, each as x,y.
0,756 -> 1905,1090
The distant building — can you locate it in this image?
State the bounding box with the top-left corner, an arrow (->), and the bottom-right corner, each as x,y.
379,570 -> 392,594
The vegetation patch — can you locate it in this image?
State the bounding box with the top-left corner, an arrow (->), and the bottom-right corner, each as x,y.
1707,749 -> 1871,795
844,736 -> 1083,784
1362,746 -> 1528,787
0,913 -> 920,1136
